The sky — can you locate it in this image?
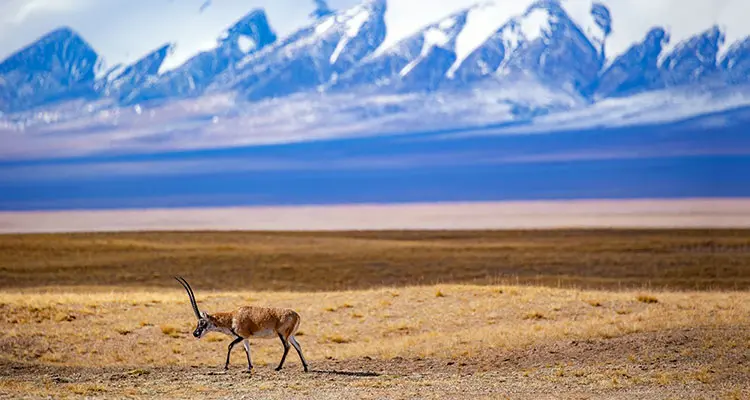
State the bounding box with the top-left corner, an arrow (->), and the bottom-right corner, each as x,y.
1,0 -> 748,72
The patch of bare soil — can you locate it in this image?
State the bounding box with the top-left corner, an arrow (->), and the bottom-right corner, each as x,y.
2,326 -> 747,399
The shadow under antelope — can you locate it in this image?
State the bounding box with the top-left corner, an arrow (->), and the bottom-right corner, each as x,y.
174,276 -> 309,373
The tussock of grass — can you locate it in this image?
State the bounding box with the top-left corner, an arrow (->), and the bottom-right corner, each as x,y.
586,300 -> 602,307
524,311 -> 546,320
54,312 -> 75,322
692,367 -> 715,384
68,384 -> 105,395
637,295 -> 659,304
724,388 -> 746,400
323,334 -> 351,344
159,325 -> 181,338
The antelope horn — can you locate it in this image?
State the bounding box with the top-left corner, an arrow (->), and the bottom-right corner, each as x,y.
174,276 -> 201,320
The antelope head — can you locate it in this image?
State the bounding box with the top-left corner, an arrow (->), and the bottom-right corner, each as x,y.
175,276 -> 213,339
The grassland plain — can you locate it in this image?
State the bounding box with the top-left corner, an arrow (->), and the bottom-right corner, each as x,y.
0,230 -> 749,399
1,229 -> 750,291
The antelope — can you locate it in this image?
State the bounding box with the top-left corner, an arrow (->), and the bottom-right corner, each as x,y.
174,276 -> 309,373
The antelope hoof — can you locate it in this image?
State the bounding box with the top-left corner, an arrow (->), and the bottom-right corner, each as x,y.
275,367 -> 283,372
304,366 -> 309,373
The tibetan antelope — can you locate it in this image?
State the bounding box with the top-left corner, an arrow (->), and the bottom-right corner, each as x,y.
174,276 -> 309,373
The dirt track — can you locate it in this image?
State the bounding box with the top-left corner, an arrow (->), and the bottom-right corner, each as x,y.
3,327 -> 748,399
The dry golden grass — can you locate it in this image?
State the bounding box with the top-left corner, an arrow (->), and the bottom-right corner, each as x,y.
0,284 -> 747,368
0,229 -> 748,399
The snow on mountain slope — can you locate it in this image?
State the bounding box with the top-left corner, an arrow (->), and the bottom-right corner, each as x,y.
566,2 -> 611,58
0,80 -> 585,160
493,85 -> 750,135
447,0 -> 611,79
207,0 -> 387,101
2,0 -> 750,146
446,1 -> 538,77
448,6 -> 548,83
0,27 -> 101,112
376,0 -> 747,72
5,79 -> 749,161
99,43 -> 175,102
446,0 -> 607,97
116,9 -> 277,105
331,0 -> 611,94
577,0 -> 749,67
594,28 -> 668,98
499,1 -> 606,95
397,14 -> 467,78
660,26 -> 725,86
721,38 -> 750,84
329,8 -> 469,92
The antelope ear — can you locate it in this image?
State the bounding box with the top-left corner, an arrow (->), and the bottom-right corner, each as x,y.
200,311 -> 209,319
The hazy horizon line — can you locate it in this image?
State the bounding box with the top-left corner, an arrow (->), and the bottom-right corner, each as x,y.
1,197 -> 747,234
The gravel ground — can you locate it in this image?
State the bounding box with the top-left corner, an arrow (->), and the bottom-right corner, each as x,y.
2,326 -> 748,399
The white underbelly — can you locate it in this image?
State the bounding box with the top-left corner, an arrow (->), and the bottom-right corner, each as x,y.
251,329 -> 276,338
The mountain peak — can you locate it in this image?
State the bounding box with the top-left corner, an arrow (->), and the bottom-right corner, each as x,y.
595,27 -> 669,98
212,0 -> 387,100
2,0 -> 750,121
310,0 -> 335,19
44,26 -> 79,40
111,7 -> 279,105
220,8 -> 277,51
721,37 -> 750,84
526,0 -> 565,15
591,3 -> 612,36
327,7 -> 469,92
102,43 -> 176,101
660,25 -> 725,86
0,26 -> 92,67
0,25 -> 100,112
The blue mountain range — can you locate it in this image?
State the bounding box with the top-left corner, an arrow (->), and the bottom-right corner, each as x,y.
0,0 -> 748,130
0,0 -> 748,210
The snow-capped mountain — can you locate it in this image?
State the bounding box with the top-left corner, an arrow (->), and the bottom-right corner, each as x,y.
114,9 -> 278,105
722,37 -> 750,84
1,0 -> 750,154
329,7 -> 469,92
594,28 -> 668,98
0,27 -> 101,113
449,0 -> 609,97
208,0 -> 387,101
98,43 -> 175,103
660,26 -> 725,87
